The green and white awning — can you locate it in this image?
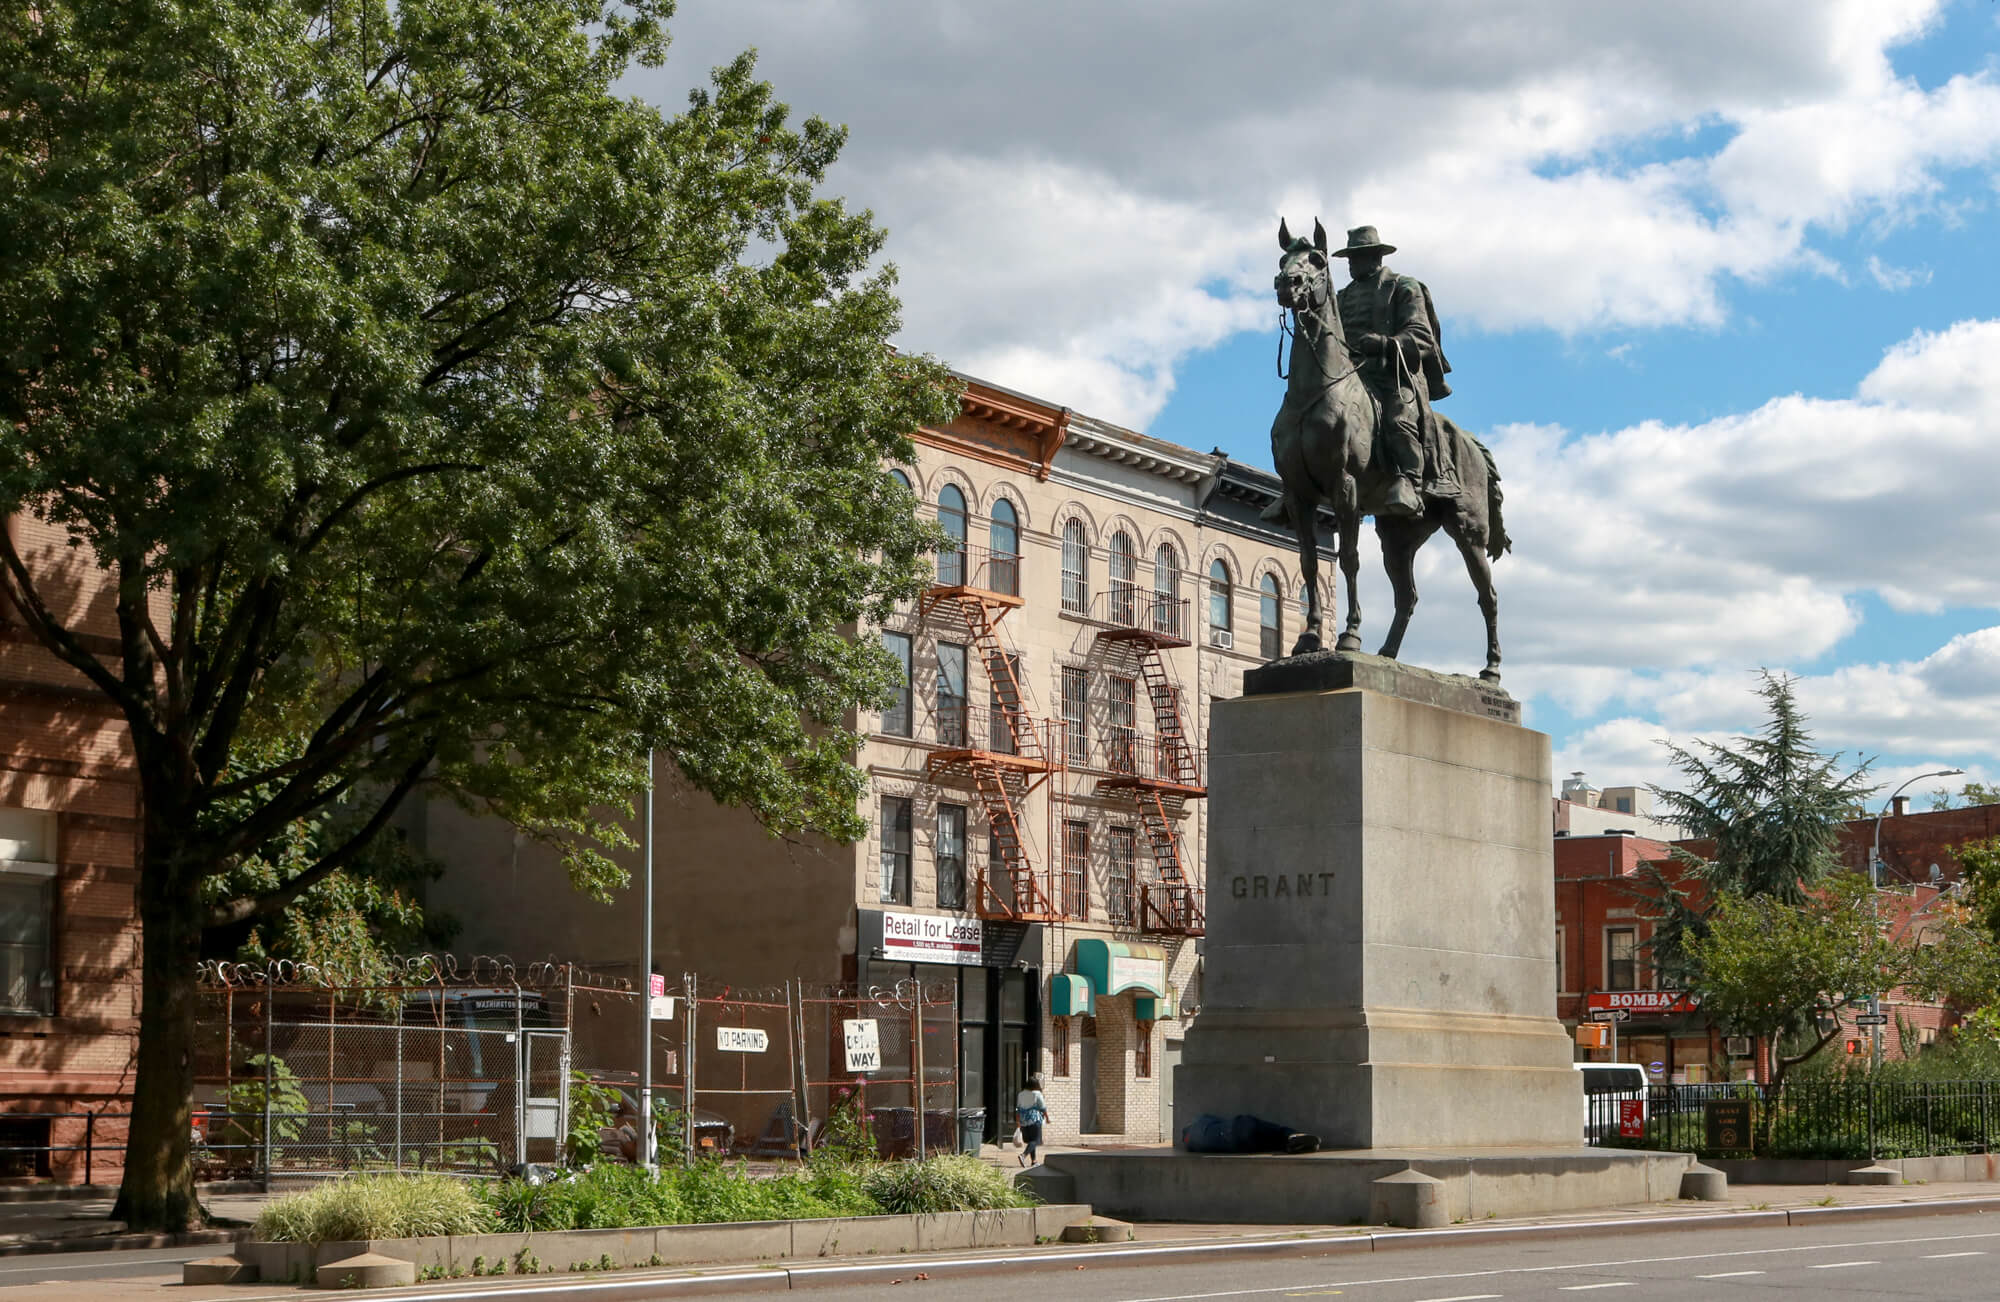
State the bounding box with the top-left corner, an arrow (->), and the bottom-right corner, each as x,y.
1049,972 -> 1093,1017
1074,938 -> 1169,998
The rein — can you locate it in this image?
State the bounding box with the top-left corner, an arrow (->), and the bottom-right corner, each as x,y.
1276,283 -> 1362,390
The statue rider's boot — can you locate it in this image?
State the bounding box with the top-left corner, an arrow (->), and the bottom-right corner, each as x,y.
1379,475 -> 1422,519
1259,496 -> 1291,525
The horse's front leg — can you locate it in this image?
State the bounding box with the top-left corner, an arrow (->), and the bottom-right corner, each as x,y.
1290,498 -> 1322,655
1334,503 -> 1364,654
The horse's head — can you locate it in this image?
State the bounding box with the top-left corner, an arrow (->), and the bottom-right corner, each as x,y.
1274,218 -> 1332,314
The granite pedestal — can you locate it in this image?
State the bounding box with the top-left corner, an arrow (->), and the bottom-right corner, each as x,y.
1173,653 -> 1581,1149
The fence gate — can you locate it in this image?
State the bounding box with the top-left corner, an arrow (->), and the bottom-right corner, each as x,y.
523,1030 -> 569,1160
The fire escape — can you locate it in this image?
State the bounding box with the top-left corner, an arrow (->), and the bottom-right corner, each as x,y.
920,543 -> 1069,922
1089,589 -> 1206,936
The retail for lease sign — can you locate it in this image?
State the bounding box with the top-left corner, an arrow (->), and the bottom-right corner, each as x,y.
880,911 -> 983,966
1585,990 -> 1699,1015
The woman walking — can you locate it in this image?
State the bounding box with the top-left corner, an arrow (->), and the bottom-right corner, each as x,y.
1016,1076 -> 1049,1167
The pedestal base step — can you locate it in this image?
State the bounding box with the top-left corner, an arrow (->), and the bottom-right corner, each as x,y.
1044,1147 -> 1696,1225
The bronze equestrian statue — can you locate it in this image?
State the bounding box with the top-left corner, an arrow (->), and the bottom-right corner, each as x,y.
1268,220 -> 1510,682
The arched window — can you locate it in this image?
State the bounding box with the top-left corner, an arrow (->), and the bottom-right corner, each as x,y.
887,468 -> 912,492
1208,559 -> 1232,644
988,499 -> 1020,596
1259,574 -> 1282,660
1061,519 -> 1090,613
1153,543 -> 1182,638
1109,531 -> 1137,624
937,484 -> 967,586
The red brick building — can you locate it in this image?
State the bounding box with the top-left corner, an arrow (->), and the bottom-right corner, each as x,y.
1555,804 -> 2000,1083
0,515 -> 142,1184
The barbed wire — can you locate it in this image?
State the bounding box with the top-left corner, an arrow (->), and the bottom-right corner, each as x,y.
195,952 -> 632,992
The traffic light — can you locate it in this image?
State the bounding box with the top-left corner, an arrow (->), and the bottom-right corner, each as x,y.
1846,1038 -> 1863,1055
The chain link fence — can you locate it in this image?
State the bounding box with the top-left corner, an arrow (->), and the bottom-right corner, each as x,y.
188,959 -> 960,1181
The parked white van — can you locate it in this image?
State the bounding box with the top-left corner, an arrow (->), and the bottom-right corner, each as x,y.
1576,1062 -> 1648,1141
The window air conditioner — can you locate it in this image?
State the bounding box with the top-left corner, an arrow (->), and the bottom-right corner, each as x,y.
1726,1036 -> 1752,1058
1209,628 -> 1233,650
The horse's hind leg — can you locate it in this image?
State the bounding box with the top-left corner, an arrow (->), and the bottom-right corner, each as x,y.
1452,526 -> 1502,682
1376,517 -> 1436,660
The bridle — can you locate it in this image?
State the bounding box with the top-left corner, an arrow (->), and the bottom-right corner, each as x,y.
1275,259 -> 1362,389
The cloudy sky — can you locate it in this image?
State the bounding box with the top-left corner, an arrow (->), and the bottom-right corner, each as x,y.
634,0 -> 2000,806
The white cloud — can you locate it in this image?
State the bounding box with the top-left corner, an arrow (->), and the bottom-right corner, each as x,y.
1867,255 -> 1933,289
636,0 -> 2000,422
1331,317 -> 2000,783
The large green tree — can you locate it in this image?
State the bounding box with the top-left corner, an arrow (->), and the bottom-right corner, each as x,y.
1635,671 -> 1876,987
0,0 -> 953,1229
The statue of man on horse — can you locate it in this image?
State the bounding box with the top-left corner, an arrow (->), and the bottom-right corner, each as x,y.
1266,218 -> 1511,681
1332,225 -> 1458,518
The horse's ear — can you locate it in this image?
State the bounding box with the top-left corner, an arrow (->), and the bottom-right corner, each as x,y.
1278,218 -> 1293,251
1313,219 -> 1328,252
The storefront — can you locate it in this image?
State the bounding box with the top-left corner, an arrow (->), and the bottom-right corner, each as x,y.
1582,990 -> 1724,1083
856,909 -> 1042,1142
1048,939 -> 1176,1138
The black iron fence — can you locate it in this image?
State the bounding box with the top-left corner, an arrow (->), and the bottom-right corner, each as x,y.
1586,1079 -> 2000,1159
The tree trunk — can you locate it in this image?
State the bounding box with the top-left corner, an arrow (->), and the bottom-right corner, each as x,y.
111,844 -> 206,1231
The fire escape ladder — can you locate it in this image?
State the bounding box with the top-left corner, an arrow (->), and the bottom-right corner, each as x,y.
1137,788 -> 1184,882
1137,648 -> 1197,785
970,762 -> 1049,919
963,598 -> 1045,766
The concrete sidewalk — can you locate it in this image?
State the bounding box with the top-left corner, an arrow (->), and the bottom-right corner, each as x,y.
4,1175 -> 1999,1300
0,1190 -> 271,1256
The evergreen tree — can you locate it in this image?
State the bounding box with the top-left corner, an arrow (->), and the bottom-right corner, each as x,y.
1635,671 -> 1875,989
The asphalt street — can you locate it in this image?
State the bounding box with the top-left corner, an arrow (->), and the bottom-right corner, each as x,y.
775,1211 -> 2000,1301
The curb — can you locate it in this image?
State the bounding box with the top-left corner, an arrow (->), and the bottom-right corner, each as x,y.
334,1196 -> 2000,1300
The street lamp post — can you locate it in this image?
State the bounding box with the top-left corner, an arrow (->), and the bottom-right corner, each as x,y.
640,750 -> 657,1174
1868,768 -> 1964,1072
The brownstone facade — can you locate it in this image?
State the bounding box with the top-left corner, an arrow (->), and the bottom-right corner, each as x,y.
0,515 -> 141,1184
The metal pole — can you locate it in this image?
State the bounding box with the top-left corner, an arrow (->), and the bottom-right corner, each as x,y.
682,973 -> 697,1168
640,752 -> 656,1174
513,979 -> 527,1171
261,991 -> 274,1191
84,1112 -> 93,1187
394,1002 -> 405,1173
912,983 -> 926,1162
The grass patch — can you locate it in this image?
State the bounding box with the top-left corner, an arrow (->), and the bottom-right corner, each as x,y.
254,1173 -> 490,1243
258,1153 -> 1036,1242
862,1153 -> 1034,1215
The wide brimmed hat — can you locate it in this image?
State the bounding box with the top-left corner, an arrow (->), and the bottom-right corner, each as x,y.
1331,225 -> 1396,258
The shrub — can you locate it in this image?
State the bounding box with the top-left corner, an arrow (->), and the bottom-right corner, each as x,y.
862,1154 -> 1035,1215
254,1173 -> 491,1242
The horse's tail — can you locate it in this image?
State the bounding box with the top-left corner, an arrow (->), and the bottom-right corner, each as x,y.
1471,434 -> 1511,560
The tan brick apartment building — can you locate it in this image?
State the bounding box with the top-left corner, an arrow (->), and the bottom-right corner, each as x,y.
0,515 -> 141,1184
424,374 -> 1330,1145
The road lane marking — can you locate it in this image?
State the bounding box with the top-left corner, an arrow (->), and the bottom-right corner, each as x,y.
1810,1260 -> 1879,1269
1559,1287 -> 1634,1293
1116,1228 -> 2000,1302
1413,1296 -> 1503,1301
1695,1270 -> 1765,1278
1926,1251 -> 1986,1258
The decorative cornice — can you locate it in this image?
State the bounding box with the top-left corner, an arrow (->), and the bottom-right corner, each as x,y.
1063,428 -> 1209,484
917,377 -> 1069,481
